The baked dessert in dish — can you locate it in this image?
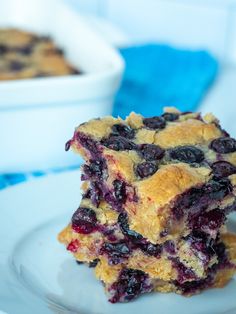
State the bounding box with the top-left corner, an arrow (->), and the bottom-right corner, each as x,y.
0,28 -> 80,80
59,107 -> 236,303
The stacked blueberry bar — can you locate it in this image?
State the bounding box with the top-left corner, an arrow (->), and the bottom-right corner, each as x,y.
0,28 -> 80,80
58,107 -> 236,303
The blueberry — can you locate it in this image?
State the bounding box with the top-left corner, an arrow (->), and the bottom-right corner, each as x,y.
211,161 -> 236,178
83,159 -> 107,179
109,268 -> 149,303
136,162 -> 158,178
0,44 -> 8,54
102,136 -> 135,151
65,140 -> 71,151
16,45 -> 33,55
101,242 -> 130,265
169,146 -> 204,164
111,124 -> 135,139
162,112 -> 179,121
172,188 -> 205,220
90,182 -> 103,207
184,231 -> 215,257
143,116 -> 166,130
164,240 -> 176,255
113,180 -> 127,204
205,178 -> 232,200
210,137 -> 236,154
71,68 -> 80,74
213,242 -> 227,265
141,242 -> 162,257
9,60 -> 25,71
138,144 -> 165,161
77,133 -> 99,154
172,259 -> 197,283
71,207 -> 97,234
89,259 -> 99,268
118,213 -> 143,241
174,277 -> 211,295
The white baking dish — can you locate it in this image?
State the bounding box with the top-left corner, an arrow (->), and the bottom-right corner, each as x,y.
0,0 -> 124,172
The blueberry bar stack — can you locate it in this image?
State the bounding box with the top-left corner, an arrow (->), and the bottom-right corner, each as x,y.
58,107 -> 236,303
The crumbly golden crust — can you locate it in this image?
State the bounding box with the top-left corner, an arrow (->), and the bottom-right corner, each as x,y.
0,28 -> 79,80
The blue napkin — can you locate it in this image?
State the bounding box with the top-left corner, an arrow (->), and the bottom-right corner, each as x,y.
113,44 -> 218,118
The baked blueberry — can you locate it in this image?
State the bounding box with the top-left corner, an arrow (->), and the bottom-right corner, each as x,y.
138,144 -> 165,161
101,242 -> 131,265
136,162 -> 158,178
9,60 -> 25,71
169,146 -> 204,164
113,180 -> 127,204
109,268 -> 150,303
162,112 -> 179,121
210,137 -> 236,154
211,161 -> 236,178
71,207 -> 97,234
143,116 -> 166,130
83,159 -> 107,179
102,136 -> 135,151
205,178 -> 232,200
111,124 -> 135,139
118,213 -> 143,241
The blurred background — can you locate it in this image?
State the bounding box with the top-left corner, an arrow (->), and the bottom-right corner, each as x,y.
1,0 -> 236,187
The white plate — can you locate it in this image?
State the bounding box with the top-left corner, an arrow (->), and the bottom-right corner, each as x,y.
0,171 -> 236,314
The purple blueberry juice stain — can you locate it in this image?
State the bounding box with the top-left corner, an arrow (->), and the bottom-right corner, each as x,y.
189,209 -> 225,234
170,258 -> 197,283
183,231 -> 215,265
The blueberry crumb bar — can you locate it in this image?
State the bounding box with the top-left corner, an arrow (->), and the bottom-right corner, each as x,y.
59,107 -> 236,303
0,28 -> 80,80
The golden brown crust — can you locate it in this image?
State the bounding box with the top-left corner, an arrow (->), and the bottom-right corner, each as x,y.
127,164 -> 210,242
154,119 -> 221,148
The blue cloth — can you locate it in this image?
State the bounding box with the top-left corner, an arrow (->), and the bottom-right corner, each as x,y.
0,44 -> 218,190
113,44 -> 218,118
